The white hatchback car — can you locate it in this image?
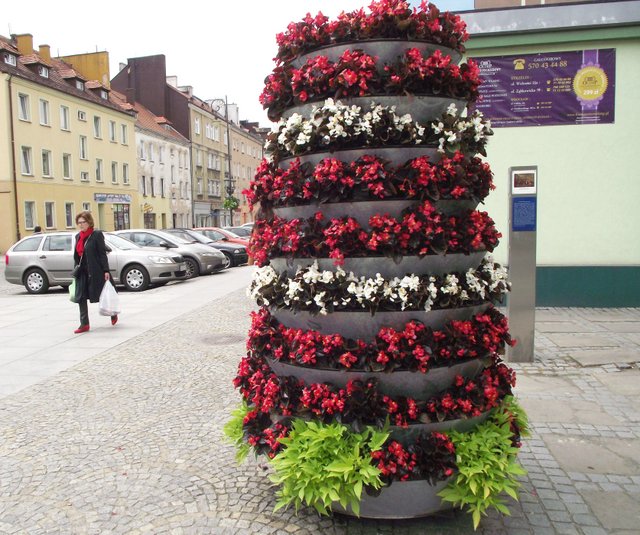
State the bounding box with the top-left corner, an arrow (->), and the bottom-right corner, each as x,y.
4,231 -> 187,294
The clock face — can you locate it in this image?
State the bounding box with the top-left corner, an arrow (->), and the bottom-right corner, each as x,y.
573,66 -> 608,102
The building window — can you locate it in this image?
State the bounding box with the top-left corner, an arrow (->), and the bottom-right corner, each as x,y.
93,116 -> 101,138
194,117 -> 200,135
122,163 -> 129,185
159,147 -> 164,164
79,135 -> 88,160
63,153 -> 72,179
18,93 -> 30,121
160,177 -> 165,197
60,106 -> 70,130
109,121 -> 116,142
76,80 -> 85,91
42,150 -> 52,177
24,201 -> 36,229
80,171 -> 89,182
4,52 -> 16,66
224,130 -> 228,145
142,176 -> 147,196
44,201 -> 55,228
38,65 -> 49,78
78,110 -> 86,121
100,89 -> 108,100
111,161 -> 118,183
171,165 -> 175,182
96,159 -> 103,182
65,202 -> 74,228
121,124 -> 128,144
82,202 -> 91,211
150,177 -> 155,197
149,143 -> 154,162
39,99 -> 50,126
21,146 -> 33,175
139,142 -> 145,160
197,178 -> 202,194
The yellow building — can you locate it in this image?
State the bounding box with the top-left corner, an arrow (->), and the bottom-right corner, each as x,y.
0,34 -> 137,253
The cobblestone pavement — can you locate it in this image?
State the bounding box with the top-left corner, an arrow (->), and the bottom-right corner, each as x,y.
0,288 -> 638,534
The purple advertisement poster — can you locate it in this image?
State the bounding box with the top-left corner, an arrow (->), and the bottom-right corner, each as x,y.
470,49 -> 616,127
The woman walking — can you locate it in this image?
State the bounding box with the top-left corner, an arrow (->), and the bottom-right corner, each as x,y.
73,211 -> 118,333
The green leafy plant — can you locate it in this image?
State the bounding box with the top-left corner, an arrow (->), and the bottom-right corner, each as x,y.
438,395 -> 529,529
223,196 -> 240,210
223,401 -> 251,463
269,419 -> 389,516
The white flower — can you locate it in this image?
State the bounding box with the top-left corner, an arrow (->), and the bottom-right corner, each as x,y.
446,103 -> 459,116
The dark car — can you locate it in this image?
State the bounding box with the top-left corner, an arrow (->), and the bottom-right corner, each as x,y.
164,228 -> 248,268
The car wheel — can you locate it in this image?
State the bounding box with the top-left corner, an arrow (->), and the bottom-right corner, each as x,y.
184,257 -> 200,279
24,268 -> 49,294
122,264 -> 150,291
222,252 -> 233,269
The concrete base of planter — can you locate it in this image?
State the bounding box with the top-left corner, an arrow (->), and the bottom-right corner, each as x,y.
271,304 -> 490,341
389,411 -> 492,443
291,40 -> 463,68
272,199 -> 479,225
283,96 -> 467,124
279,146 -> 440,169
266,357 -> 486,399
269,252 -> 486,279
332,477 -> 454,519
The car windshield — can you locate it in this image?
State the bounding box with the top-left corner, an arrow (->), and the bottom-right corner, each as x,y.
183,231 -> 211,244
157,231 -> 189,245
106,233 -> 140,250
225,227 -> 251,237
198,229 -> 224,241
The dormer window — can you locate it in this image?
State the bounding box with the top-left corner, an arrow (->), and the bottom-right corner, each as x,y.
100,89 -> 108,100
76,80 -> 84,91
3,52 -> 16,66
38,65 -> 49,78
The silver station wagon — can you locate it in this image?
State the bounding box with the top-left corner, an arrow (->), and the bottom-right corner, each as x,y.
4,231 -> 187,294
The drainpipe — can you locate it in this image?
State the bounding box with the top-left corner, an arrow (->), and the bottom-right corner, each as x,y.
7,75 -> 21,242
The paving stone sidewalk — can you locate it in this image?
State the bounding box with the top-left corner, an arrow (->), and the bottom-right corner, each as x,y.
0,292 -> 638,534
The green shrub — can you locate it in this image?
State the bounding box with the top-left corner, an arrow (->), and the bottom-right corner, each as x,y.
223,401 -> 251,463
269,419 -> 389,516
438,396 -> 529,529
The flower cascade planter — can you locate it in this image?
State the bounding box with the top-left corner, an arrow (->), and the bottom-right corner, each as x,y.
233,0 -> 524,524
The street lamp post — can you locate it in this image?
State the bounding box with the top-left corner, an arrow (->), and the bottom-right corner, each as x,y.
207,96 -> 235,226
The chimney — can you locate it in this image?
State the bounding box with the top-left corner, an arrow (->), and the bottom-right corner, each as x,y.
13,33 -> 34,55
119,62 -> 127,72
178,85 -> 193,97
38,44 -> 51,62
166,76 -> 178,88
125,88 -> 136,104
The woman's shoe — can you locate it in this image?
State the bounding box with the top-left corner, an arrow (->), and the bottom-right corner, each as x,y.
74,325 -> 90,334
111,315 -> 118,326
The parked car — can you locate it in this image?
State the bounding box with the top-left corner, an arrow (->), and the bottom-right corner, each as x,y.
114,229 -> 226,278
193,227 -> 249,246
4,231 -> 187,294
165,228 -> 248,268
241,222 -> 254,229
223,226 -> 252,238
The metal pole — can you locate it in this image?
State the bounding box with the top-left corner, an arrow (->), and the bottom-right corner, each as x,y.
223,95 -> 234,226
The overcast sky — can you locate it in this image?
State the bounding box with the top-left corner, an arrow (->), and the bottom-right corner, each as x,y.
5,0 -> 474,128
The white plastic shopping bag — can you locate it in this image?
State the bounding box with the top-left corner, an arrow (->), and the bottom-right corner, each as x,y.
99,280 -> 121,316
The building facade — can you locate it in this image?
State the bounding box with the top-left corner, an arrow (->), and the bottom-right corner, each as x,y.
111,55 -> 264,227
229,114 -> 264,225
0,34 -> 137,253
111,90 -> 191,229
460,0 -> 640,305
